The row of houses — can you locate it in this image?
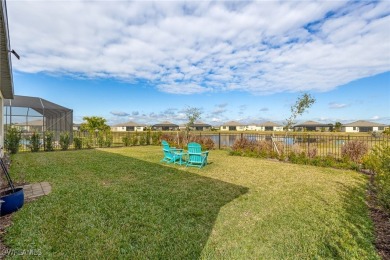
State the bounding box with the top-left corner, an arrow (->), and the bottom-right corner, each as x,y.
14,119 -> 388,134
105,120 -> 387,133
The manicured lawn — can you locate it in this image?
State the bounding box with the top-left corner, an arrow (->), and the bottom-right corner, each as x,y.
4,146 -> 379,259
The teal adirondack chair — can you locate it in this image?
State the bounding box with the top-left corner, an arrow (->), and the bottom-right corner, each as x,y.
161,140 -> 184,164
186,142 -> 209,168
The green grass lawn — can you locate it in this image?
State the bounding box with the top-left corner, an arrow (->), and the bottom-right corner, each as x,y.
4,146 -> 379,259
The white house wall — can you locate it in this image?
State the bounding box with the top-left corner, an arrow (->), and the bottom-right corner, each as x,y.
343,126 -> 359,133
111,126 -> 126,132
220,126 -> 229,131
246,125 -> 257,131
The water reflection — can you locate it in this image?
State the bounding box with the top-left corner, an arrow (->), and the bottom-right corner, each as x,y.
205,134 -> 294,148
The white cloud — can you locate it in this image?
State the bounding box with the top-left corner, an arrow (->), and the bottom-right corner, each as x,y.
329,102 -> 349,109
7,1 -> 390,95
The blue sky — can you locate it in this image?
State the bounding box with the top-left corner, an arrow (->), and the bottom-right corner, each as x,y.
6,1 -> 390,126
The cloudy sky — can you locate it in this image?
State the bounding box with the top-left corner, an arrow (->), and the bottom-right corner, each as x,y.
6,0 -> 390,125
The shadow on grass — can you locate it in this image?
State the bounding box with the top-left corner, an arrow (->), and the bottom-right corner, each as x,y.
6,149 -> 248,259
318,179 -> 378,259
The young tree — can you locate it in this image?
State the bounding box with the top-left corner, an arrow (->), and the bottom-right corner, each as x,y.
80,116 -> 110,134
285,93 -> 316,132
80,116 -> 111,147
334,122 -> 342,132
184,107 -> 202,132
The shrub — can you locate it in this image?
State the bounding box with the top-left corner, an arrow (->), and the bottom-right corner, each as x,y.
291,143 -> 303,154
139,133 -> 147,146
97,132 -> 105,148
30,132 -> 41,152
232,138 -> 256,152
160,133 -> 175,144
151,131 -> 162,145
188,135 -> 215,150
5,127 -> 22,154
146,130 -> 151,145
59,132 -> 71,150
288,151 -> 309,165
200,137 -> 215,150
132,133 -> 139,146
341,140 -> 368,163
363,144 -> 390,213
307,147 -> 317,159
105,134 -> 113,147
44,132 -> 54,151
84,136 -> 94,148
73,137 -> 83,150
122,136 -> 131,146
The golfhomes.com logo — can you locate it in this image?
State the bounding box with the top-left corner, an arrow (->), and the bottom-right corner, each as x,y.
1,248 -> 42,257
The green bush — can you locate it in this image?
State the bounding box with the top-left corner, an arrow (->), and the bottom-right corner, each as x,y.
139,133 -> 147,146
5,127 -> 22,154
132,133 -> 139,146
59,132 -> 71,150
105,134 -> 113,147
29,132 -> 41,152
97,132 -> 105,148
122,136 -> 131,146
146,130 -> 151,145
151,131 -> 162,145
363,143 -> 390,213
85,136 -> 93,148
73,137 -> 83,150
44,132 -> 54,151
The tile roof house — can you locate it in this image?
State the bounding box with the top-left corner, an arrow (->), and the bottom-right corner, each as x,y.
0,2 -> 14,148
111,121 -> 146,132
220,121 -> 246,131
152,121 -> 179,131
294,121 -> 333,132
246,123 -> 261,131
258,121 -> 284,131
341,120 -> 387,133
179,121 -> 212,131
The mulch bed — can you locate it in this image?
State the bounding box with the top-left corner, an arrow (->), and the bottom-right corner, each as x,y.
367,173 -> 390,260
370,206 -> 390,259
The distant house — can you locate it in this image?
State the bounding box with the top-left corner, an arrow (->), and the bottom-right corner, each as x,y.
111,121 -> 146,132
294,121 -> 333,132
220,121 -> 246,131
73,123 -> 81,131
180,121 -> 212,131
246,123 -> 262,131
152,121 -> 179,131
341,120 -> 387,133
14,119 -> 44,132
191,121 -> 212,131
258,121 -> 284,131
